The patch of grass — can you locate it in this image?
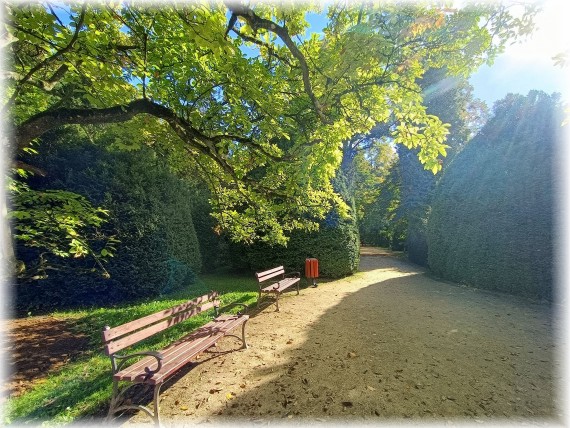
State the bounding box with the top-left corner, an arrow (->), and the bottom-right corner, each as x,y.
4,272 -> 258,425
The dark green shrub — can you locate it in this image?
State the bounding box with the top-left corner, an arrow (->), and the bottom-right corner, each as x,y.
15,134 -> 202,313
229,173 -> 360,278
427,91 -> 560,301
229,215 -> 360,278
187,184 -> 230,272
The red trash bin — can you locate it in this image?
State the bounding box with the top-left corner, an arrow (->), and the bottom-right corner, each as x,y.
305,258 -> 318,287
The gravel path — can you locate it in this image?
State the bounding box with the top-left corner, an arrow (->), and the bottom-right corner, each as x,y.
124,254 -> 560,426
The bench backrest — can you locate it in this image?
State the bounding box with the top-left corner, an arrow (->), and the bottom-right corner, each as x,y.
255,266 -> 285,283
102,291 -> 220,356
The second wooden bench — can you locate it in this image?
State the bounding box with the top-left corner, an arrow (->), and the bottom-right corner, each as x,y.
255,265 -> 300,311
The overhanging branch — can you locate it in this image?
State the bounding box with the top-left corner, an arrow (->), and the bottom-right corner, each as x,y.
14,98 -> 288,173
225,3 -> 329,124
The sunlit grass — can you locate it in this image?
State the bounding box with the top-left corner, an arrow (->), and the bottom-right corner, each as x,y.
4,272 -> 259,425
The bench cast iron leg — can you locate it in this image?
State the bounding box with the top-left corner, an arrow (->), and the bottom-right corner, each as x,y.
241,320 -> 248,349
106,379 -> 120,421
275,292 -> 280,312
153,383 -> 163,427
257,289 -> 262,308
106,380 -> 162,427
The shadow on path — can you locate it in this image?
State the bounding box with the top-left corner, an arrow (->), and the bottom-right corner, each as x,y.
128,255 -> 558,425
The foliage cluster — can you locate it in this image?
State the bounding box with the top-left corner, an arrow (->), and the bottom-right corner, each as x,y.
9,181 -> 112,261
358,162 -> 407,250
427,91 -> 559,300
230,173 -> 360,278
6,2 -> 536,248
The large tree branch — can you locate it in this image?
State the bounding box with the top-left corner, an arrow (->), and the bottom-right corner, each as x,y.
15,98 -> 240,181
231,28 -> 294,67
14,98 -> 288,170
15,99 -> 152,150
225,3 -> 329,124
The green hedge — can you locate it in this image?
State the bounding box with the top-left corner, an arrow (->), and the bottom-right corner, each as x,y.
229,214 -> 360,278
230,173 -> 360,278
427,91 -> 560,300
15,135 -> 202,313
187,184 -> 230,272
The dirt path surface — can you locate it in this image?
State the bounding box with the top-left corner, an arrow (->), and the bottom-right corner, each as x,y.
1,315 -> 89,400
124,254 -> 560,426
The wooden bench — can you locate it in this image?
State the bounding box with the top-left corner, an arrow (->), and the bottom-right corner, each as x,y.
255,266 -> 300,311
102,291 -> 248,426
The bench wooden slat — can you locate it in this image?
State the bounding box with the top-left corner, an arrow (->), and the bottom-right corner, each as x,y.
104,300 -> 218,355
149,315 -> 247,384
114,315 -> 248,385
113,322 -> 220,381
115,315 -> 243,376
116,332 -> 222,384
261,277 -> 299,293
255,266 -> 285,282
103,292 -> 219,343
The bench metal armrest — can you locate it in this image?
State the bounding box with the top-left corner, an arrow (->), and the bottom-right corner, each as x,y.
112,350 -> 164,376
218,302 -> 248,316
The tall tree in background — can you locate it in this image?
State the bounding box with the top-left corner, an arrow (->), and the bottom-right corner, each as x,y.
4,2 -> 536,267
351,68 -> 488,253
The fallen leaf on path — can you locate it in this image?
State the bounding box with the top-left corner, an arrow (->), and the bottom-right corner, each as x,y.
348,352 -> 357,358
367,385 -> 376,391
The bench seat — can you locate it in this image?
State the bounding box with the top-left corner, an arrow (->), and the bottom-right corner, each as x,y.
260,277 -> 300,294
113,314 -> 248,385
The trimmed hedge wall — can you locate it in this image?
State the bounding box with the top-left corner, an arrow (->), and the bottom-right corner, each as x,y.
187,184 -> 230,273
229,213 -> 360,278
15,136 -> 202,312
230,173 -> 360,278
427,91 -> 560,300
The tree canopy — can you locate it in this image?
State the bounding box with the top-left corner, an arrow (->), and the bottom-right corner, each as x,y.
4,1 -> 537,246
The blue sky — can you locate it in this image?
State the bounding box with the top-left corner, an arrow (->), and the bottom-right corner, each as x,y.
469,0 -> 569,108
305,1 -> 568,109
